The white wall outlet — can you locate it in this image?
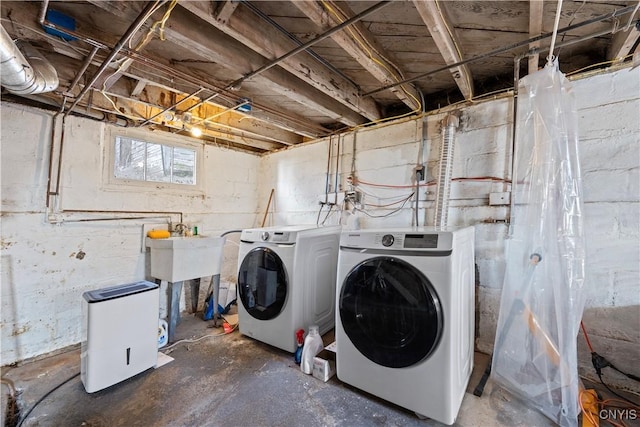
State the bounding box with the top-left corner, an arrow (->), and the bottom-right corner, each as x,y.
142,223 -> 169,252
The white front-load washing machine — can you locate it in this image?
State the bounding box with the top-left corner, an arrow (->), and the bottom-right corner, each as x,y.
336,227 -> 475,425
237,225 -> 341,353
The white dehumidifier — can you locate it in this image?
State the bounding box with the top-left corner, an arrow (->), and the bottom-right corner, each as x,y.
81,281 -> 159,393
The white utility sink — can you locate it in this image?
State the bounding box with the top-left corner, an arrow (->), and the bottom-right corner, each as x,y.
148,236 -> 225,282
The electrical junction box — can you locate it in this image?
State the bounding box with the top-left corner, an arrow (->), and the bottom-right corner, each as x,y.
344,190 -> 362,204
489,192 -> 511,206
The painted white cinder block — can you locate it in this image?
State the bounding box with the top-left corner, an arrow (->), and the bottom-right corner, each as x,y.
572,68 -> 640,109
1,102 -> 260,365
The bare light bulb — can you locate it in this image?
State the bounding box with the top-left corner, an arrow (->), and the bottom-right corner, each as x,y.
190,127 -> 202,137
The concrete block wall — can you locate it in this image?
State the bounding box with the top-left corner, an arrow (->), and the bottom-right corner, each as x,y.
573,69 -> 640,391
1,103 -> 260,365
259,67 -> 639,390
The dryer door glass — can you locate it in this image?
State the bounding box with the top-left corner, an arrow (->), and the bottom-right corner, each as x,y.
340,256 -> 442,368
238,247 -> 287,320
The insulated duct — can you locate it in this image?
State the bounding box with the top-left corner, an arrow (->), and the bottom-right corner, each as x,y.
433,114 -> 459,228
0,25 -> 58,95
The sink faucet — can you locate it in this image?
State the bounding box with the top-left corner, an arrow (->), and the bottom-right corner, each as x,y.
173,223 -> 188,236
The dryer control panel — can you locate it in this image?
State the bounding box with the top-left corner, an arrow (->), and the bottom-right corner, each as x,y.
341,228 -> 455,251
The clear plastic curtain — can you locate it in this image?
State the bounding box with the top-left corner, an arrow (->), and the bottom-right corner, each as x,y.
492,61 -> 586,426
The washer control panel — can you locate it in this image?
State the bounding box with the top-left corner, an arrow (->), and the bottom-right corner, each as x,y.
257,231 -> 292,243
242,229 -> 294,244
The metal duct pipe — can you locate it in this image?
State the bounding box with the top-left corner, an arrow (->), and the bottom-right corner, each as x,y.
433,114 -> 459,228
0,24 -> 58,95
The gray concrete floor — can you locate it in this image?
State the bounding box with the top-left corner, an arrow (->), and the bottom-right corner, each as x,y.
0,311 -> 633,427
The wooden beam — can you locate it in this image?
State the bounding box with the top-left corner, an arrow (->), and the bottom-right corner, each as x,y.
412,0 -> 473,99
45,61 -> 295,150
179,1 -> 381,121
528,0 -> 544,74
607,24 -> 640,62
131,79 -> 147,97
294,0 -> 421,111
88,1 -> 169,91
0,1 -> 326,140
214,1 -> 239,25
92,93 -> 286,152
85,2 -> 368,127
160,7 -> 368,127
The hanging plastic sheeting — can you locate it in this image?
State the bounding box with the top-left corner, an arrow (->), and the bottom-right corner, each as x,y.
491,60 -> 586,427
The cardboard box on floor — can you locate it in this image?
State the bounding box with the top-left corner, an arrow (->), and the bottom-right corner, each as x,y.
312,340 -> 336,382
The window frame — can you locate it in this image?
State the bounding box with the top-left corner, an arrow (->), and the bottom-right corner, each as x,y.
103,127 -> 204,194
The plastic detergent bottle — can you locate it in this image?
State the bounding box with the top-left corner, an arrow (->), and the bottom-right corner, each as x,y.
300,325 -> 323,374
294,329 -> 305,365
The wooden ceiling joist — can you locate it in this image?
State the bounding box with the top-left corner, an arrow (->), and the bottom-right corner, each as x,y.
607,23 -> 640,62
412,0 -> 473,100
51,69 -> 297,150
294,0 -> 421,112
163,7 -> 368,128
84,1 -> 367,129
528,0 -> 544,74
131,79 -> 147,97
0,0 -> 307,149
179,1 -> 382,122
214,0 -> 240,25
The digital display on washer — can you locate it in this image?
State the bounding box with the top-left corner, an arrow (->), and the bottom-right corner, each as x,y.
403,234 -> 438,248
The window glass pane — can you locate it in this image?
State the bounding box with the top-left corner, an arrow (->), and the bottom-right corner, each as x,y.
146,143 -> 172,183
114,137 -> 145,180
113,136 -> 196,186
172,147 -> 196,184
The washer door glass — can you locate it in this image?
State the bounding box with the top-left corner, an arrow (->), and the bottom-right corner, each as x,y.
238,247 -> 287,320
340,256 -> 442,368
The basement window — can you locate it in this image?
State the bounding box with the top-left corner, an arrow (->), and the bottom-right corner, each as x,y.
114,136 -> 196,185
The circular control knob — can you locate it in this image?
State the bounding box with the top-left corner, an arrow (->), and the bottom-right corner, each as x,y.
381,234 -> 394,247
260,231 -> 270,241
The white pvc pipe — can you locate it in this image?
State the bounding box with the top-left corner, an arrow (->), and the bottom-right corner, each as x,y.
547,0 -> 564,64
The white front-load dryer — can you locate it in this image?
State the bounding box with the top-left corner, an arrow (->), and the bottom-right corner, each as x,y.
237,225 -> 341,353
335,227 -> 475,425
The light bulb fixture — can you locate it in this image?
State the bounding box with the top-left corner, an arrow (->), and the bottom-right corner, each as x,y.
190,126 -> 202,137
161,111 -> 175,122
